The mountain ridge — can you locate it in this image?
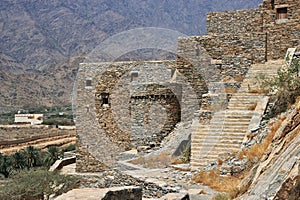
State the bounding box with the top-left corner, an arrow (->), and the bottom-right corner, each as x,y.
0,0 -> 262,109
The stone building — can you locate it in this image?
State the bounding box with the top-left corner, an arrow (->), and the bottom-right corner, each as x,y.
76,0 -> 300,172
76,60 -> 208,171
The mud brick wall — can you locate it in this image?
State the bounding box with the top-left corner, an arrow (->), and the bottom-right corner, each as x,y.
207,8 -> 263,35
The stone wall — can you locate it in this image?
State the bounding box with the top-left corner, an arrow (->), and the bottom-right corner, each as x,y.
131,83 -> 181,147
262,0 -> 300,60
177,33 -> 266,81
266,19 -> 300,60
76,60 -> 203,171
207,9 -> 263,35
205,0 -> 300,61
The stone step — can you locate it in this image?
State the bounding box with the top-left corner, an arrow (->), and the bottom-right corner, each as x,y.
193,135 -> 246,141
190,158 -> 219,165
209,116 -> 252,121
228,101 -> 258,105
192,140 -> 243,146
208,121 -> 250,126
190,162 -> 210,168
192,139 -> 245,145
193,133 -> 247,138
192,154 -> 230,163
194,127 -> 248,132
191,146 -> 242,155
191,143 -> 241,150
230,96 -> 260,100
192,134 -> 246,139
230,93 -> 262,97
207,123 -> 250,127
227,105 -> 256,110
192,148 -> 240,158
212,115 -> 253,120
229,96 -> 261,100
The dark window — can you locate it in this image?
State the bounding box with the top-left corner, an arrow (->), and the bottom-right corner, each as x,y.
101,93 -> 109,106
131,72 -> 139,82
277,7 -> 288,19
86,79 -> 92,87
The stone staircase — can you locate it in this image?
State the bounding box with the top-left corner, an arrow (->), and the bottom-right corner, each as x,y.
191,60 -> 283,170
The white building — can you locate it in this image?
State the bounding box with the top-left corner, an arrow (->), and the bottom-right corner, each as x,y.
14,114 -> 44,125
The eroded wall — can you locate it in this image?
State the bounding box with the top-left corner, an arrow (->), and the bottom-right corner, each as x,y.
76,60 -> 206,172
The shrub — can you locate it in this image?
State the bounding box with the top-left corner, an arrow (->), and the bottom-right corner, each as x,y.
0,168 -> 77,200
212,193 -> 231,200
179,146 -> 191,163
62,144 -> 76,152
258,58 -> 300,117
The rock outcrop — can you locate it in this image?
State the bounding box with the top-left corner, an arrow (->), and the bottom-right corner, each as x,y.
240,102 -> 300,199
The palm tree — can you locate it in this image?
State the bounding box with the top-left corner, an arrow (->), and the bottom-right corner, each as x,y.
43,146 -> 61,168
23,146 -> 41,169
0,153 -> 12,178
11,151 -> 26,171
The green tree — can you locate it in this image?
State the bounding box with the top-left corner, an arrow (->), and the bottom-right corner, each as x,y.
23,146 -> 41,169
43,146 -> 62,168
0,153 -> 12,178
11,151 -> 26,171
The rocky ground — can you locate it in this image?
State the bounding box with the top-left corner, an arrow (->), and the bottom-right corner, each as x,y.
58,163 -> 217,200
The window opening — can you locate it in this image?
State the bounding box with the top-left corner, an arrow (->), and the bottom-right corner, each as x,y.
277,7 -> 288,19
131,72 -> 139,82
101,93 -> 109,106
86,79 -> 92,87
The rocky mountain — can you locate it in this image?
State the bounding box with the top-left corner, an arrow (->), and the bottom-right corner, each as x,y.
0,0 -> 262,109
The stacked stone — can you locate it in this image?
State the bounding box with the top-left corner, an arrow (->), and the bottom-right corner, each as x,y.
207,8 -> 263,35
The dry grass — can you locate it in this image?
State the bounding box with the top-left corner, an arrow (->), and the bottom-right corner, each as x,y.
218,158 -> 224,165
238,118 -> 283,162
194,169 -> 249,200
171,158 -> 184,165
234,75 -> 244,82
202,105 -> 213,110
248,88 -> 268,94
247,103 -> 257,111
193,169 -> 244,193
246,133 -> 256,140
199,190 -> 207,195
222,76 -> 233,82
225,87 -> 237,94
129,152 -> 171,168
212,193 -> 231,200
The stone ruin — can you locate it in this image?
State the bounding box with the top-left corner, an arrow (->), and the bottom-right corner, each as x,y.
75,0 -> 300,172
